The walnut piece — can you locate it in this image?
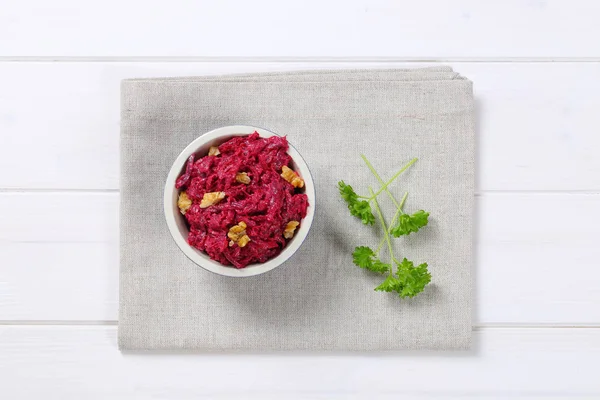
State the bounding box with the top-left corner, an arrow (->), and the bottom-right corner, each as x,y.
177,191 -> 193,215
235,172 -> 251,184
281,166 -> 304,188
283,220 -> 300,239
237,234 -> 251,248
228,221 -> 247,241
228,221 -> 251,247
199,191 -> 226,208
208,146 -> 220,156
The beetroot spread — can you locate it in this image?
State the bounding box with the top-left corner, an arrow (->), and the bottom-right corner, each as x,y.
175,132 -> 309,268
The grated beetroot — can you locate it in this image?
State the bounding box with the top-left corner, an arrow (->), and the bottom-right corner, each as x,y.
176,132 -> 309,268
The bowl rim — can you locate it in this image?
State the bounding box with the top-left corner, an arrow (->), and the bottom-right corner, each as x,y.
163,125 -> 315,277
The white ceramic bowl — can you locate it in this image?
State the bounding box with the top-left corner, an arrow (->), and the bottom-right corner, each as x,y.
164,125 -> 315,277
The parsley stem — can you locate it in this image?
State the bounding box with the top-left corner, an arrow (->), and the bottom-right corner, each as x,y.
367,158 -> 417,200
361,154 -> 402,211
388,191 -> 408,232
360,154 -> 411,230
369,187 -> 398,269
399,191 -> 408,209
375,236 -> 386,255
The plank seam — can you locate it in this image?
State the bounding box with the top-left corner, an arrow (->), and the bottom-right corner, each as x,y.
2,56 -> 600,63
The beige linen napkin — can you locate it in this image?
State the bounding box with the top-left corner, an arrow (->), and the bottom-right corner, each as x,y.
119,68 -> 475,350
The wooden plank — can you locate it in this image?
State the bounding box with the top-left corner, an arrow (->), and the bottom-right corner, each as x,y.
1,0 -> 599,57
1,62 -> 599,190
0,326 -> 598,399
1,192 -> 599,323
0,193 -> 118,320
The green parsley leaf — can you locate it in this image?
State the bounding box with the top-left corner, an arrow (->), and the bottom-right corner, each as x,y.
352,246 -> 390,274
371,259 -> 392,274
390,210 -> 430,237
351,200 -> 376,225
338,181 -> 375,225
374,275 -> 401,292
338,180 -> 358,203
352,246 -> 375,268
394,258 -> 431,298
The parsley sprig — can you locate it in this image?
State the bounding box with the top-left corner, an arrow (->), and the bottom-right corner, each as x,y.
338,155 -> 432,299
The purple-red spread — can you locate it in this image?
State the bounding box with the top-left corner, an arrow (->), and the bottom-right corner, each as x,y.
175,132 -> 309,268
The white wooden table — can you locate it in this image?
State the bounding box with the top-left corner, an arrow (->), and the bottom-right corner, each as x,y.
1,1 -> 600,398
